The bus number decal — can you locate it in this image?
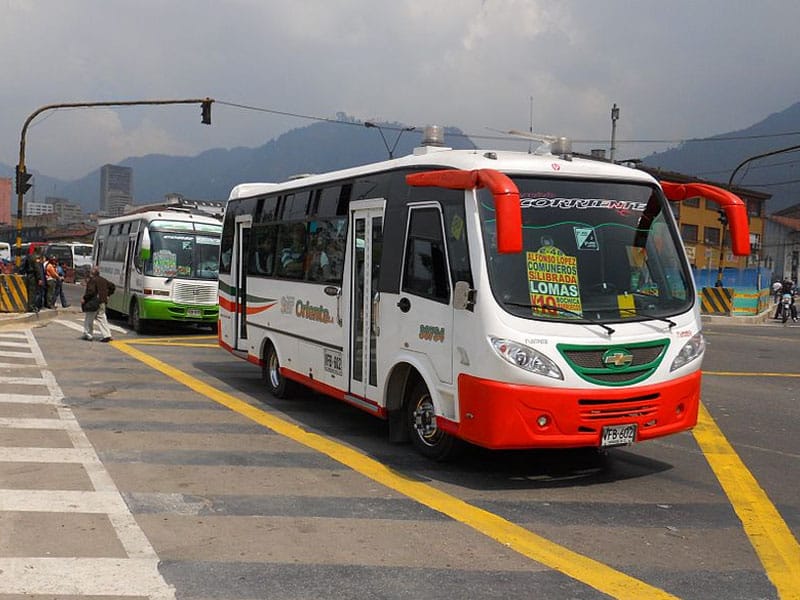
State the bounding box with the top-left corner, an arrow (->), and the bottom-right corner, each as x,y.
324,349 -> 343,376
419,325 -> 445,343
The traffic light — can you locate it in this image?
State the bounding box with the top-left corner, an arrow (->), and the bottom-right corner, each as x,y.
15,165 -> 32,195
717,209 -> 728,226
201,98 -> 212,125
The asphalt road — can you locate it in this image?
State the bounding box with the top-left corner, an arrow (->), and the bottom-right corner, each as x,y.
0,297 -> 798,599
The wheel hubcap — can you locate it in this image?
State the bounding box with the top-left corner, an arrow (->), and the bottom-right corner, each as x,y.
268,352 -> 281,389
412,394 -> 442,447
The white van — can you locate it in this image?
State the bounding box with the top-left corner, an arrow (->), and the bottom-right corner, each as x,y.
0,242 -> 11,263
44,242 -> 94,278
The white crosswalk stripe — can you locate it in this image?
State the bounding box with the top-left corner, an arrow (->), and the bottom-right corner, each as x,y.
0,328 -> 175,598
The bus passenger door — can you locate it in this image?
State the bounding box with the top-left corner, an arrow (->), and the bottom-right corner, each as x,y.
348,202 -> 384,404
124,233 -> 137,308
397,205 -> 454,384
231,217 -> 251,352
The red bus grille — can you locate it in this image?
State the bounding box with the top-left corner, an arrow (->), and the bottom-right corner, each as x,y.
578,394 -> 660,422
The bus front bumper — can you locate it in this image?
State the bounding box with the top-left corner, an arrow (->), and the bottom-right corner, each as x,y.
440,371 -> 701,450
140,298 -> 219,323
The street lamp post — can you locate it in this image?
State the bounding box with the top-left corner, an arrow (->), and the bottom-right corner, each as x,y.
14,98 -> 213,268
609,104 -> 620,163
715,210 -> 728,287
364,122 -> 416,159
716,142 -> 800,285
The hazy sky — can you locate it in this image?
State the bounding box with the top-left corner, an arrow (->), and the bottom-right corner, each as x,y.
2,0 -> 799,180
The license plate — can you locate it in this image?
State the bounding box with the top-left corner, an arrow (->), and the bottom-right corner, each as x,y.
601,423 -> 637,447
187,308 -> 202,318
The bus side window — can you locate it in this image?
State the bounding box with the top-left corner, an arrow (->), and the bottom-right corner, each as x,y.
442,203 -> 472,286
325,218 -> 347,283
277,223 -> 307,279
402,208 -> 450,303
249,225 -> 277,276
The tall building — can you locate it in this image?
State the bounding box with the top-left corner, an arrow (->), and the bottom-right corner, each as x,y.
99,164 -> 133,214
0,177 -> 11,226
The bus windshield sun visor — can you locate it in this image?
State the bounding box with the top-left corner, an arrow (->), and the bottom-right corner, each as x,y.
406,169 -> 522,253
660,181 -> 751,256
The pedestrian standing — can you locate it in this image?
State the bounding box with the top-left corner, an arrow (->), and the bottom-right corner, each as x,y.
16,248 -> 40,312
33,253 -> 48,310
44,256 -> 60,308
54,259 -> 70,308
81,266 -> 115,342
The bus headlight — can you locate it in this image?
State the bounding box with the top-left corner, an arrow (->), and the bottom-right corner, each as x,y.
489,336 -> 563,380
670,331 -> 705,371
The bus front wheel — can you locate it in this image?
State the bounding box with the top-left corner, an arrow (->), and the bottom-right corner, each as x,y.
405,379 -> 460,461
263,343 -> 293,399
129,300 -> 148,334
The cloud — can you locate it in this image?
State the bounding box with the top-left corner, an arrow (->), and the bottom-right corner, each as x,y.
2,0 -> 800,179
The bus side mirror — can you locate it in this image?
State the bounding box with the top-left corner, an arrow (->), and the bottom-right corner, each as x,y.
140,228 -> 151,261
453,281 -> 476,311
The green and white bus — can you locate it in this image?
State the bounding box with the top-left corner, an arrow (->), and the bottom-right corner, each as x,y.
93,208 -> 222,332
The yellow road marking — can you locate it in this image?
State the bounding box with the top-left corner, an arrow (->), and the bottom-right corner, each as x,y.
126,335 -> 217,343
112,339 -> 679,599
126,341 -> 219,348
694,403 -> 800,599
705,371 -> 800,378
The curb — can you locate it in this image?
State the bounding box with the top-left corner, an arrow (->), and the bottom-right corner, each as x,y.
701,309 -> 774,326
0,306 -> 78,329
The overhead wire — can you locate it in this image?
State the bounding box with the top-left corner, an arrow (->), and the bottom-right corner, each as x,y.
214,99 -> 800,148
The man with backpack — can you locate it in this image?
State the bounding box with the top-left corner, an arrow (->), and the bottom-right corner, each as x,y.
81,266 -> 116,342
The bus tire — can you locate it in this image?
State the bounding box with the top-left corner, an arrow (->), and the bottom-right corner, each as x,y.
129,299 -> 148,334
405,378 -> 460,461
263,342 -> 293,399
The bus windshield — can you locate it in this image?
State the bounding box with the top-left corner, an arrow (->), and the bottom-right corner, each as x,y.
145,224 -> 221,280
479,177 -> 693,324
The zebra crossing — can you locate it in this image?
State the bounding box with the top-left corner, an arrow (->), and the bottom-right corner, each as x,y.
0,328 -> 175,597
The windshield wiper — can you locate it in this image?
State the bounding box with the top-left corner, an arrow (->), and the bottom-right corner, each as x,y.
618,307 -> 676,328
504,301 -> 615,336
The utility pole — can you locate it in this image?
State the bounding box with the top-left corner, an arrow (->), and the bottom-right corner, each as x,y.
14,98 -> 214,267
609,104 -> 620,163
528,96 -> 534,154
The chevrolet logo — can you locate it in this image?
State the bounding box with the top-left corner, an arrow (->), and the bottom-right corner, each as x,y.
602,349 -> 634,369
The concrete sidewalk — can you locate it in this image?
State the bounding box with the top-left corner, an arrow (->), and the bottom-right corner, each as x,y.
702,308 -> 775,326
0,282 -> 84,330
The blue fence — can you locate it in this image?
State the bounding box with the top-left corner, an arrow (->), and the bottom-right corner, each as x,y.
691,267 -> 772,290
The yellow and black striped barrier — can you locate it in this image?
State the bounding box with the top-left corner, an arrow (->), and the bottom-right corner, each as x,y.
0,274 -> 28,313
701,286 -> 733,315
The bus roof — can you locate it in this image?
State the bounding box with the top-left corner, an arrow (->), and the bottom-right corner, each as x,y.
226,140 -> 658,201
97,209 -> 222,227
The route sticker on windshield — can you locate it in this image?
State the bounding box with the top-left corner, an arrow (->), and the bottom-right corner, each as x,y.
526,246 -> 582,316
573,227 -> 598,251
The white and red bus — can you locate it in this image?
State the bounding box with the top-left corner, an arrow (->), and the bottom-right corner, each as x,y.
218,127 -> 749,459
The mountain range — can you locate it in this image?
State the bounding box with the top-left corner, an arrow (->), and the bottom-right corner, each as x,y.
640,101 -> 800,213
2,105 -> 799,214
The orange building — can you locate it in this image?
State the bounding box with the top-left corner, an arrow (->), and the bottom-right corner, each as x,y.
641,168 -> 769,273
0,177 -> 11,227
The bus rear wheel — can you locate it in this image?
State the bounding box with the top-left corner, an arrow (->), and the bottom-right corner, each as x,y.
406,379 -> 459,461
263,342 -> 293,399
